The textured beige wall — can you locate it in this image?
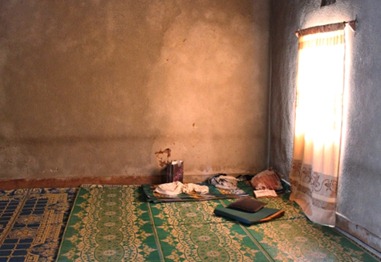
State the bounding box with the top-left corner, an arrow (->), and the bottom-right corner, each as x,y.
0,0 -> 270,180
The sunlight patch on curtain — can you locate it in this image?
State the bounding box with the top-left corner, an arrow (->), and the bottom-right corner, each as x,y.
290,29 -> 346,226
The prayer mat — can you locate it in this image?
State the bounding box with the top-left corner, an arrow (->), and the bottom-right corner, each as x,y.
142,181 -> 251,203
244,218 -> 379,261
252,192 -> 305,221
57,185 -> 273,261
57,185 -> 379,262
0,187 -> 77,262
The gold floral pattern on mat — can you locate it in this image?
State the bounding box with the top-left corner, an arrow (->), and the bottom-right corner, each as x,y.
8,228 -> 37,239
58,185 -> 160,261
0,188 -> 76,262
57,185 -> 379,262
245,218 -> 378,261
17,214 -> 41,224
57,186 -> 273,261
158,222 -> 264,261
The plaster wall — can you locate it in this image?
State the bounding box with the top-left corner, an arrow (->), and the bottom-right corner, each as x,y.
270,0 -> 381,252
0,1 -> 270,180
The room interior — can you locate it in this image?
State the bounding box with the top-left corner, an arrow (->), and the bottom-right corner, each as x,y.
0,0 -> 380,260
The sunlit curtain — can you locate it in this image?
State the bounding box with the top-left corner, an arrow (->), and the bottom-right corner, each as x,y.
290,28 -> 346,226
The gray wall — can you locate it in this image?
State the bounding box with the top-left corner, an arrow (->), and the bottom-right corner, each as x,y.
0,1 -> 270,180
270,0 -> 381,252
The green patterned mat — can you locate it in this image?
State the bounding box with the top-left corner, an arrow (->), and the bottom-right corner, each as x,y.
0,187 -> 77,262
56,185 -> 379,261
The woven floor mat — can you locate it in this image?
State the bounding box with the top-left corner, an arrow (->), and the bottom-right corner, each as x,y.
0,188 -> 77,262
56,185 -> 379,262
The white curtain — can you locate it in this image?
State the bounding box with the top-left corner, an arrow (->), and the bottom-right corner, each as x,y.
290,28 -> 346,226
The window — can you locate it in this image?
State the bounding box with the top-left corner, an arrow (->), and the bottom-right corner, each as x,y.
290,21 -> 354,226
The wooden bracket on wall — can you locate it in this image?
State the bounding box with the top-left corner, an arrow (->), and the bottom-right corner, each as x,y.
321,0 -> 336,7
295,19 -> 357,37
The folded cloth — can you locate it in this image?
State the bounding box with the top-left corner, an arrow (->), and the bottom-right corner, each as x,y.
182,183 -> 209,194
208,174 -> 238,190
154,181 -> 184,196
214,206 -> 284,225
154,182 -> 209,196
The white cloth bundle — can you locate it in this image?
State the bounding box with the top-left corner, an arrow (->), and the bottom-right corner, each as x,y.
154,182 -> 209,196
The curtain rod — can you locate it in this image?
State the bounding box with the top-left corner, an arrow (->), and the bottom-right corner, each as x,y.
296,19 -> 357,37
